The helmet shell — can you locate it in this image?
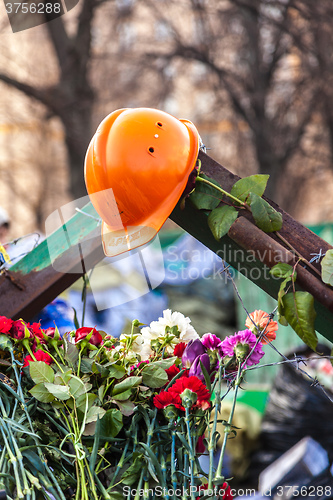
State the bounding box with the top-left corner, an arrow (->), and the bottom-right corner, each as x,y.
85,107 -> 199,256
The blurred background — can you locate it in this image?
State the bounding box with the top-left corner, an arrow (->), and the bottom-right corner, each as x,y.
1,0 -> 333,489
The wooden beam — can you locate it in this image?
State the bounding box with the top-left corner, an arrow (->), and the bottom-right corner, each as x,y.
0,151 -> 332,342
170,151 -> 333,341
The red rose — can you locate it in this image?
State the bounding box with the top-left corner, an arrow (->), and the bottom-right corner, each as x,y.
75,327 -> 102,346
23,349 -> 53,367
10,320 -> 28,340
0,316 -> 13,334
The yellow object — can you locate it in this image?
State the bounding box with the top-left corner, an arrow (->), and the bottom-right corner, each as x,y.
0,244 -> 11,265
85,108 -> 199,257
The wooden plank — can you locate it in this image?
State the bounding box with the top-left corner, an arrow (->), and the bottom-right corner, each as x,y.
0,151 -> 332,342
0,203 -> 104,320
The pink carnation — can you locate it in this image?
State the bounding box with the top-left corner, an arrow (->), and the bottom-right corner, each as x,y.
221,329 -> 264,367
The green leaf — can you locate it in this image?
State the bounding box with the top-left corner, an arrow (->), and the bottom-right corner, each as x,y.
0,334 -> 12,351
30,383 -> 55,403
121,455 -> 143,486
321,249 -> 333,286
112,400 -> 136,416
270,263 -> 294,279
80,358 -> 94,374
69,392 -> 97,412
282,292 -> 318,351
249,193 -> 283,232
44,383 -> 71,401
150,357 -> 177,370
85,406 -> 106,424
99,408 -> 123,438
207,205 -> 238,241
189,174 -> 222,210
29,361 -> 54,384
142,365 -> 168,388
112,389 -> 132,401
230,174 -> 269,202
68,377 -> 87,399
112,376 -> 142,395
103,363 -> 126,379
64,338 -> 79,366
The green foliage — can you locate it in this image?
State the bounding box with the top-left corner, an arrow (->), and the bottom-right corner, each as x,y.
281,292 -> 318,351
249,193 -> 283,232
321,249 -> 333,286
189,173 -> 222,210
207,205 -> 238,241
270,263 -> 317,351
230,174 -> 269,202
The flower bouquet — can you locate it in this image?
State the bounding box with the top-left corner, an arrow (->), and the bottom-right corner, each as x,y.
0,309 -> 277,500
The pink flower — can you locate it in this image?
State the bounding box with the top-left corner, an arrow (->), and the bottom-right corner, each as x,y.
221,329 -> 264,367
23,350 -> 53,367
75,327 -> 102,346
0,316 -> 13,334
201,333 -> 222,351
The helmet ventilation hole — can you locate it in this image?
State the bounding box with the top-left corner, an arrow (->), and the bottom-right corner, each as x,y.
148,147 -> 155,153
156,122 -> 163,127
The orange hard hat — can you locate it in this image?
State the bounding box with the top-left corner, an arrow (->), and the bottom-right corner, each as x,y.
85,108 -> 199,257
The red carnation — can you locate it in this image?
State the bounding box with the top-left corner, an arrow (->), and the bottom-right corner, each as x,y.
153,391 -> 183,410
28,322 -> 42,337
196,435 -> 206,454
23,349 -> 53,367
0,316 -> 13,334
75,327 -> 102,346
200,482 -> 233,500
174,342 -> 187,358
165,364 -> 180,381
169,376 -> 211,410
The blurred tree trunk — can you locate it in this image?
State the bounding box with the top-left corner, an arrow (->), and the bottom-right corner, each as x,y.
0,0 -> 97,199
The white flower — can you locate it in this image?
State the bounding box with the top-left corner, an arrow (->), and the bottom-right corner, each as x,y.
140,309 -> 199,360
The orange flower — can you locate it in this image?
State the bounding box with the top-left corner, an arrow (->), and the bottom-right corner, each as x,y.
245,310 -> 278,344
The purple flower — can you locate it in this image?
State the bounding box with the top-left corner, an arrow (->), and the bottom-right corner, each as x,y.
182,339 -> 206,369
189,353 -> 211,382
221,329 -> 264,367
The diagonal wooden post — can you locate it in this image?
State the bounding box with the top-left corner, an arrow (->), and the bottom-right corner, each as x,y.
0,151 -> 332,340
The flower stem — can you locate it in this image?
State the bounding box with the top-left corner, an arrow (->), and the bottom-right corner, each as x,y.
196,176 -> 246,207
215,363 -> 242,481
185,407 -> 196,500
208,364 -> 223,489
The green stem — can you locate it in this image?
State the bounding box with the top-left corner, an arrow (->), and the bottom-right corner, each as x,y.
185,407 -> 195,500
215,363 -> 242,480
196,176 -> 246,207
208,364 -> 223,489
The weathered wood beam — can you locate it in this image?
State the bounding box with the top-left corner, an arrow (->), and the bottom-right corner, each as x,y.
170,151 -> 333,341
0,151 -> 332,342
